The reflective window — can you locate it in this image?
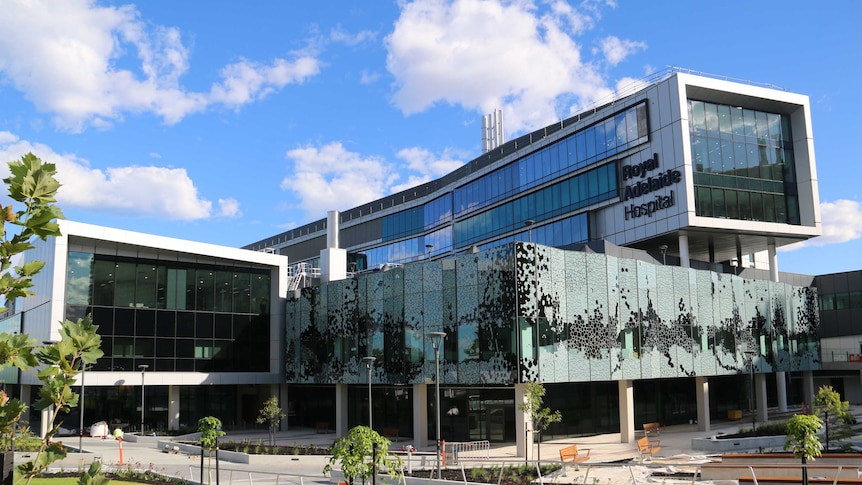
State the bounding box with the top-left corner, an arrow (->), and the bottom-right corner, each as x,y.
65,251 -> 272,373
688,100 -> 799,224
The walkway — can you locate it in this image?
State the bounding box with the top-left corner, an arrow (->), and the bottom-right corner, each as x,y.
35,405 -> 862,485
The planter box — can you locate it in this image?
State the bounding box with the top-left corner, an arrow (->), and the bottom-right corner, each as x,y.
691,434 -> 787,452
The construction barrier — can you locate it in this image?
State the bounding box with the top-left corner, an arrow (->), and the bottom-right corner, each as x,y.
444,440 -> 490,465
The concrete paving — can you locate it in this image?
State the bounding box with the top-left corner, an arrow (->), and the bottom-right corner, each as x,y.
30,404 -> 862,485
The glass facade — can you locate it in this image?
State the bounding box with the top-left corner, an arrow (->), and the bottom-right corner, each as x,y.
688,100 -> 800,224
64,251 -> 272,373
355,103 -> 647,269
454,102 -> 647,217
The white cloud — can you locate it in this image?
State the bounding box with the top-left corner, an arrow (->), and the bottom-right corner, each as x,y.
280,142 -> 465,220
780,199 -> 862,251
281,142 -> 397,220
0,0 -> 321,132
597,36 -> 646,66
0,131 -> 228,221
217,198 -> 242,218
330,27 -> 377,46
385,0 -> 633,134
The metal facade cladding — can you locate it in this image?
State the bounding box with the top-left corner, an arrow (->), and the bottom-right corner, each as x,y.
285,243 -> 819,385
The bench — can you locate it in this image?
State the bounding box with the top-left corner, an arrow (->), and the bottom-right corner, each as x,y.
559,444 -> 590,472
381,427 -> 400,440
642,422 -> 664,436
315,421 -> 331,433
637,436 -> 660,463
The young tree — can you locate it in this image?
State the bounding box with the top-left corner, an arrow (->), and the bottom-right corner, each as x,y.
255,396 -> 285,446
0,154 -> 104,485
198,416 -> 225,485
324,426 -> 402,485
813,385 -> 850,451
785,413 -> 823,485
518,381 -> 562,462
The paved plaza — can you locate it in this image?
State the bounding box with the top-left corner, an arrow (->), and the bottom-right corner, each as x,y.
30,405 -> 862,485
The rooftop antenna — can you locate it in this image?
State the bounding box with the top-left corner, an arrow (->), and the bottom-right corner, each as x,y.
482,109 -> 504,153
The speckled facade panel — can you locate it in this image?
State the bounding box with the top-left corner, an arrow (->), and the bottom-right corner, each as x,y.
284,242 -> 820,386
617,257 -> 641,380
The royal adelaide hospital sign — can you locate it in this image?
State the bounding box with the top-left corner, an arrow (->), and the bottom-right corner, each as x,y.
621,153 -> 682,220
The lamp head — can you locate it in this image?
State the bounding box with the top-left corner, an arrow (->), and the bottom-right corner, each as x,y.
427,331 -> 446,350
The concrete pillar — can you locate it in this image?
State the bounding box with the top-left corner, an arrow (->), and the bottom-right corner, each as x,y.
335,384 -> 348,437
413,384 -> 428,448
768,242 -> 779,282
755,373 -> 768,423
776,372 -> 788,412
514,383 -> 531,460
618,380 -> 635,443
40,405 -> 53,439
802,371 -> 815,409
168,385 -> 180,430
695,376 -> 711,432
678,234 -> 690,268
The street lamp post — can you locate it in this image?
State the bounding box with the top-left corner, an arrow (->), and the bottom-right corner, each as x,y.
138,364 -> 149,434
362,356 -> 376,429
659,245 -> 668,265
425,244 -> 433,260
745,350 -> 757,432
79,365 -> 86,452
427,332 -> 446,479
524,220 -> 535,244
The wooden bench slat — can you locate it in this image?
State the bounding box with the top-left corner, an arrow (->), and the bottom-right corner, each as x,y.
559,444 -> 590,464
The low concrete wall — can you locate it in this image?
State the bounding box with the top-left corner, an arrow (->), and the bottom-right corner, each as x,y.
691,435 -> 787,452
700,453 -> 862,480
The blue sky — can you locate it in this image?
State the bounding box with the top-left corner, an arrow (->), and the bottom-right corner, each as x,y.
0,0 -> 860,276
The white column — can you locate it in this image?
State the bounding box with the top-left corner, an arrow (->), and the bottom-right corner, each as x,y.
678,234 -> 690,268
335,384 -> 349,437
40,406 -> 53,439
755,373 -> 768,423
695,376 -> 711,432
776,372 -> 788,412
413,384 -> 428,448
515,383 -> 531,460
168,385 -> 180,430
618,380 -> 635,443
768,242 -> 779,282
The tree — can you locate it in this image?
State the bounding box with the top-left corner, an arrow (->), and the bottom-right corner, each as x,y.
0,154 -> 103,485
323,426 -> 402,485
518,381 -> 562,462
813,385 -> 850,451
198,416 -> 225,485
785,413 -> 823,485
255,396 -> 285,446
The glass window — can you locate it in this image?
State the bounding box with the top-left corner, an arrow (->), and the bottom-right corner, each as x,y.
696,187 -> 712,217
136,309 -> 156,336
737,191 -> 751,220
718,104 -> 732,138
725,190 -> 738,219
704,103 -> 719,136
66,252 -> 93,305
93,259 -> 115,306
136,264 -> 157,308
196,269 -> 215,311
114,261 -> 136,308
689,100 -> 705,134
711,188 -> 725,217
156,311 -> 176,337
